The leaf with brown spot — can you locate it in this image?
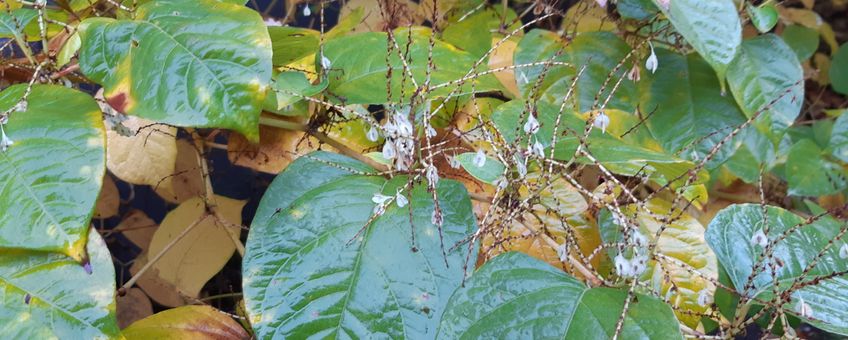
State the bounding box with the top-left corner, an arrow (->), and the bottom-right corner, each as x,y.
122,305 -> 248,340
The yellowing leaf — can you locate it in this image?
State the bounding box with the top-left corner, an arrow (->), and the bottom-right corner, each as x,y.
106,115 -> 177,186
340,0 -> 420,33
563,0 -> 617,33
228,120 -> 312,174
154,139 -> 206,204
130,253 -> 186,307
149,196 -> 245,298
94,174 -> 120,218
116,288 -> 153,329
488,37 -> 520,98
122,305 -> 248,340
117,209 -> 158,252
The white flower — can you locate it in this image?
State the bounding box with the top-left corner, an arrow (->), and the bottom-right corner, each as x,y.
697,289 -> 711,307
532,140 -> 545,158
495,177 -> 508,189
630,255 -> 648,277
372,193 -> 393,205
395,113 -> 413,137
431,210 -> 443,226
426,164 -> 439,185
13,100 -> 27,112
556,243 -> 569,263
366,125 -> 379,142
751,229 -> 768,247
796,297 -> 814,319
473,149 -> 486,168
320,55 -> 331,70
264,17 -> 283,26
523,114 -> 540,134
425,124 -> 437,138
657,0 -> 670,11
302,4 -> 311,16
382,141 -> 396,159
449,155 -> 461,169
645,43 -> 659,74
595,0 -> 607,8
395,190 -> 408,208
839,243 -> 848,259
615,254 -> 633,277
516,158 -> 527,178
631,231 -> 648,247
593,112 -> 610,134
627,64 -> 641,82
0,126 -> 13,152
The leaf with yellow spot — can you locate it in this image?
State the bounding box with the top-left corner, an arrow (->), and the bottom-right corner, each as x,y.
122,305 -> 249,340
78,0 -> 272,141
599,199 -> 718,328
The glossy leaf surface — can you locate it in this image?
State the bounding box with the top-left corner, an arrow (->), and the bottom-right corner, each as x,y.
123,305 -> 249,340
0,84 -> 105,260
705,204 -> 848,335
243,151 -> 477,339
437,252 -> 683,339
0,231 -> 120,339
78,0 -> 272,141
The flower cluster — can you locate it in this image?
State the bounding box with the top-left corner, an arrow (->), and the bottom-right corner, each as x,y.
381,106 -> 416,171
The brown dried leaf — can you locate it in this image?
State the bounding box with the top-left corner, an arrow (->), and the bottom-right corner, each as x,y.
116,287 -> 153,329
154,139 -> 206,204
94,174 -> 120,218
130,253 -> 186,307
227,123 -> 311,174
117,209 -> 158,252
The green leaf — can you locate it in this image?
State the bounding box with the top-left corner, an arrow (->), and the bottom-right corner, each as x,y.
639,49 -> 746,168
746,2 -> 778,33
726,34 -> 804,137
441,8 -> 518,58
514,31 -> 637,112
705,204 -> 848,335
654,0 -> 741,84
78,0 -> 272,141
456,152 -> 505,184
781,25 -> 820,62
0,231 -> 120,338
491,100 -> 707,187
0,8 -> 36,40
436,252 -> 683,339
266,71 -> 328,113
829,113 -> 848,162
243,151 -> 477,339
0,84 -> 105,261
786,139 -> 847,196
322,27 -> 503,104
598,199 -> 717,327
831,43 -> 848,96
123,305 -> 249,339
617,0 -> 659,20
268,26 -> 319,66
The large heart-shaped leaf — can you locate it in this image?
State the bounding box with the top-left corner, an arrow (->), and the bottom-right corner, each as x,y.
640,49 -> 746,168
598,199 -> 718,327
654,0 -> 741,83
0,84 -> 105,261
436,252 -> 683,339
243,151 -> 477,339
322,27 -> 503,104
705,204 -> 848,335
726,34 -> 804,137
78,0 -> 272,141
0,231 -> 120,338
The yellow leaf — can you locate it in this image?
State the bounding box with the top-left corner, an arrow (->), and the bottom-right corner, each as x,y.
106,115 -> 178,186
117,209 -> 158,252
130,253 -> 186,307
149,196 -> 246,299
94,174 -> 120,218
778,8 -> 822,29
116,288 -> 153,329
122,305 -> 249,340
563,0 -> 616,33
228,120 -> 312,174
488,37 -> 521,98
154,139 -> 206,204
341,0 -> 420,33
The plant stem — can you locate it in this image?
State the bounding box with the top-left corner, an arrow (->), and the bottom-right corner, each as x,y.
118,213 -> 210,296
